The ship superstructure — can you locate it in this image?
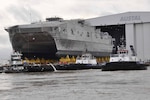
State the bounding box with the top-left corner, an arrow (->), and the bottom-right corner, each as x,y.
5,17 -> 114,59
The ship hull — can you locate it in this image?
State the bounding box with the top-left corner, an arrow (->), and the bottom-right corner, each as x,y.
9,31 -> 112,59
10,32 -> 112,59
54,38 -> 112,57
6,18 -> 114,59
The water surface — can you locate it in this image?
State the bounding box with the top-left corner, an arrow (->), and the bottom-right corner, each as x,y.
0,68 -> 150,100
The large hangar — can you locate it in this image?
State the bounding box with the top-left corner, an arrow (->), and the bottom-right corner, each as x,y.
87,12 -> 150,61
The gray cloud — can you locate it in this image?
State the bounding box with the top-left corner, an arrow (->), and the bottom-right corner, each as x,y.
18,0 -> 43,5
0,30 -> 11,44
7,5 -> 42,23
62,1 -> 117,19
0,35 -> 10,45
0,14 -> 2,19
0,31 -> 12,60
0,47 -> 12,60
0,0 -> 150,60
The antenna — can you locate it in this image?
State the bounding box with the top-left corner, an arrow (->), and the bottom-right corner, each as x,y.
27,6 -> 32,23
29,11 -> 32,23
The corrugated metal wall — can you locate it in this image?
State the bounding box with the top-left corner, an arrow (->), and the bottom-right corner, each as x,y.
126,23 -> 150,61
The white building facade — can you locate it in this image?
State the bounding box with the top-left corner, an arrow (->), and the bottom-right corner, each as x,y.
87,12 -> 150,61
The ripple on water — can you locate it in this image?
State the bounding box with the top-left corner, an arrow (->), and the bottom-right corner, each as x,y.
0,69 -> 150,100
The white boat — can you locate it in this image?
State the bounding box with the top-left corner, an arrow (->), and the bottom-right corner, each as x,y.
110,45 -> 138,62
3,51 -> 25,73
76,53 -> 97,65
55,52 -> 101,70
101,45 -> 148,71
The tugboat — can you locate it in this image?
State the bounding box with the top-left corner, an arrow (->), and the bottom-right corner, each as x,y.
3,51 -> 26,73
55,51 -> 102,70
0,65 -> 4,73
101,45 -> 148,71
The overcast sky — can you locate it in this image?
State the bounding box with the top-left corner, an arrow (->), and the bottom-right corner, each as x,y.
0,0 -> 150,60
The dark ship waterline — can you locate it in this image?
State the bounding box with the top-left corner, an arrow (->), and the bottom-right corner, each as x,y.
5,17 -> 114,59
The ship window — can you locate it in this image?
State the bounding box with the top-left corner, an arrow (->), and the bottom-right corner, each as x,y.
54,27 -> 58,30
87,32 -> 90,37
63,29 -> 66,32
62,29 -> 66,34
71,29 -> 74,35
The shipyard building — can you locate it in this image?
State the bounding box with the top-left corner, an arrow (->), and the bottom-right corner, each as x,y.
87,12 -> 150,61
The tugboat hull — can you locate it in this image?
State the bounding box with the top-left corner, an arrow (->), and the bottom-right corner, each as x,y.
3,66 -> 27,73
55,64 -> 102,70
25,64 -> 55,72
101,62 -> 148,71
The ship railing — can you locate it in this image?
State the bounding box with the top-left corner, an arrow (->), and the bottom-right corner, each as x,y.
110,54 -> 119,57
19,28 -> 42,33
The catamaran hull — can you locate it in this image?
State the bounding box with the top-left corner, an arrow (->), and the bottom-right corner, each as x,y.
6,18 -> 114,59
10,32 -> 112,59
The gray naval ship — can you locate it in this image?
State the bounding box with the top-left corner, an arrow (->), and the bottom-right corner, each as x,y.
5,17 -> 114,59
